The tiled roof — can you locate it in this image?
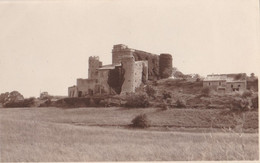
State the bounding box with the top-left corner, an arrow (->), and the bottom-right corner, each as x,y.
97,63 -> 121,70
203,75 -> 227,81
204,74 -> 246,82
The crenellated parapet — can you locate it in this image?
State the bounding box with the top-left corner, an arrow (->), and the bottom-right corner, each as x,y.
112,44 -> 135,65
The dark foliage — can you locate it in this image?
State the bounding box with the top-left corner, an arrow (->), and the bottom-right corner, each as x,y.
242,90 -> 252,98
162,91 -> 171,100
247,79 -> 258,91
4,97 -> 35,108
54,97 -> 105,108
230,97 -> 250,111
252,96 -> 258,109
0,91 -> 24,105
176,99 -> 187,108
125,92 -> 149,108
201,87 -> 210,96
145,85 -> 156,98
131,114 -> 151,128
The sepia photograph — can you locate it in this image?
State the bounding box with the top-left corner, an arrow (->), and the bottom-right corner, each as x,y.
0,0 -> 259,162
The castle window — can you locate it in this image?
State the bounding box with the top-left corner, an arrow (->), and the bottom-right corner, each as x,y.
238,85 -> 240,87
209,82 -> 211,86
231,84 -> 233,88
219,82 -> 221,86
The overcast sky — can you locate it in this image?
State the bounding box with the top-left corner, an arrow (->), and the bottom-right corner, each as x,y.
0,0 -> 259,97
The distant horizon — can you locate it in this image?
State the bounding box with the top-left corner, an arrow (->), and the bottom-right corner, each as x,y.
0,0 -> 259,98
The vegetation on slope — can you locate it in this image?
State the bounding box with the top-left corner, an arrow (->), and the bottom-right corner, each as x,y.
0,107 -> 258,161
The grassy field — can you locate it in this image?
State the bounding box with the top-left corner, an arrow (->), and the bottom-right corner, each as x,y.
0,107 -> 258,161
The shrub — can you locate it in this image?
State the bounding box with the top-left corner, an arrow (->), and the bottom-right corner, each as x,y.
162,91 -> 171,100
230,97 -> 250,111
160,99 -> 170,110
251,96 -> 258,109
131,114 -> 151,128
146,85 -> 156,98
242,90 -> 252,98
176,99 -> 186,108
161,68 -> 173,79
125,92 -> 149,108
4,97 -> 35,108
201,87 -> 210,96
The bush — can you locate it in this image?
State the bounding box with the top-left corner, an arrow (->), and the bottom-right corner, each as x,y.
146,85 -> 156,98
125,92 -> 149,108
176,99 -> 186,108
201,87 -> 210,96
131,114 -> 151,128
162,91 -> 171,100
161,68 -> 173,79
242,90 -> 252,98
230,97 -> 250,111
252,96 -> 258,109
4,97 -> 35,108
160,100 -> 170,110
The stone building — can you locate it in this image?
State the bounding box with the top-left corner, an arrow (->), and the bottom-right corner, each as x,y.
203,73 -> 247,93
68,44 -> 173,97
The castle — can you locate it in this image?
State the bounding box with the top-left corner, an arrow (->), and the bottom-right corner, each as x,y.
68,44 -> 173,97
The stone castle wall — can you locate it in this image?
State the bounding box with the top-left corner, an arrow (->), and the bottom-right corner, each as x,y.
132,50 -> 160,80
112,44 -> 171,80
69,44 -> 172,97
134,61 -> 148,89
97,69 -> 112,95
68,86 -> 78,97
159,53 -> 173,78
77,78 -> 97,96
120,56 -> 136,94
88,56 -> 102,79
112,44 -> 134,65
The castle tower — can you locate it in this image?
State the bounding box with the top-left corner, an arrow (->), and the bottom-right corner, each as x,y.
120,56 -> 135,94
112,44 -> 135,65
159,53 -> 173,79
88,56 -> 102,79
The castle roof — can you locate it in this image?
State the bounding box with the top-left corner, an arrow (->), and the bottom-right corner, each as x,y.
98,63 -> 121,70
204,73 -> 246,82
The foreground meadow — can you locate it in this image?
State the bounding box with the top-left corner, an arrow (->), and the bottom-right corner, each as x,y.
0,107 -> 258,161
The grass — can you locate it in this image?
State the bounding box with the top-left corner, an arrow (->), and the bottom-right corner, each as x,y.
0,107 -> 258,161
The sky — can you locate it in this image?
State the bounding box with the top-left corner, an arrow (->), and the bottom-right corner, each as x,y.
0,0 -> 259,98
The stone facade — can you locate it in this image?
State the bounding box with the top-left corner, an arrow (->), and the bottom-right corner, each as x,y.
68,86 -> 78,97
159,53 -> 173,78
203,74 -> 247,93
68,44 -> 173,97
112,44 -> 134,65
88,56 -> 102,79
